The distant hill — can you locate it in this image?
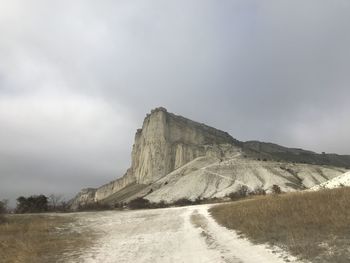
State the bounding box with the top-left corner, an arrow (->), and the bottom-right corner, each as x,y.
243,141 -> 350,168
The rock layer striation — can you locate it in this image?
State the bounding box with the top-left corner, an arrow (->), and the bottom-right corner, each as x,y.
71,107 -> 239,208
70,107 -> 350,209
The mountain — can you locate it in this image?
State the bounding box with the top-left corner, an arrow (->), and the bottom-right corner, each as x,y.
70,107 -> 350,209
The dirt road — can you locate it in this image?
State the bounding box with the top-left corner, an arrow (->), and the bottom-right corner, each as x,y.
62,205 -> 296,263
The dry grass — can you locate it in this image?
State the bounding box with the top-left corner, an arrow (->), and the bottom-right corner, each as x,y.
0,214 -> 92,263
210,187 -> 350,263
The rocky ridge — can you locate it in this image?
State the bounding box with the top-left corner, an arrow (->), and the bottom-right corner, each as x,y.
71,107 -> 350,209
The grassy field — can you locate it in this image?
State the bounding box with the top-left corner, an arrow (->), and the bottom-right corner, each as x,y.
210,187 -> 350,263
0,214 -> 93,263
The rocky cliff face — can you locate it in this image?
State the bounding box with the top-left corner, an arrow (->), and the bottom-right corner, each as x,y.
71,107 -> 239,208
71,107 -> 350,209
131,107 -> 237,184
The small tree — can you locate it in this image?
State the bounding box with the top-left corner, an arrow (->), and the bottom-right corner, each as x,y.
272,185 -> 282,195
48,194 -> 63,211
253,186 -> 266,196
16,195 -> 48,213
237,185 -> 249,197
0,200 -> 8,223
228,185 -> 249,200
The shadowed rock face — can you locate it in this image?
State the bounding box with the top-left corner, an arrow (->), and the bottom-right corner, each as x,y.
70,107 -> 350,209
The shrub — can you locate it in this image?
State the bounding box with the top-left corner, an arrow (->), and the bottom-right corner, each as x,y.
173,198 -> 194,207
252,186 -> 266,196
0,200 -> 7,214
128,197 -> 151,209
77,202 -> 112,211
48,194 -> 70,212
0,200 -> 7,223
114,202 -> 125,209
272,184 -> 282,195
228,185 -> 249,201
192,197 -> 202,205
152,200 -> 168,209
16,195 -> 48,213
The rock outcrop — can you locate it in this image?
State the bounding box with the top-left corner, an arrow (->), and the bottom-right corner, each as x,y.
70,107 -> 240,209
131,107 -> 238,184
70,107 -> 350,209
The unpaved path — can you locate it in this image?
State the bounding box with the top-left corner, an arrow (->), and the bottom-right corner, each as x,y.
62,205 -> 297,263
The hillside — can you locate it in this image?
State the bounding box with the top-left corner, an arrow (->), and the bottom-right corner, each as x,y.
243,141 -> 350,168
210,187 -> 350,262
70,108 -> 350,209
311,171 -> 350,190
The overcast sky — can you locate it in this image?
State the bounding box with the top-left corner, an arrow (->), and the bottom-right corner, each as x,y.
1,0 -> 350,205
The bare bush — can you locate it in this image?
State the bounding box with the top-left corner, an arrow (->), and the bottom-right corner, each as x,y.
227,185 -> 249,200
0,200 -> 7,224
272,184 -> 282,195
128,197 -> 151,209
77,202 -> 113,211
173,198 -> 194,207
48,194 -> 63,210
128,197 -> 205,210
252,186 -> 266,196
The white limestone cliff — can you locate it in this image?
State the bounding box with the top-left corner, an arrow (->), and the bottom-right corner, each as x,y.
70,107 -> 348,209
70,107 -> 238,208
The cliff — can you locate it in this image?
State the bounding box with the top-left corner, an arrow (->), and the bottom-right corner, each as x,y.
70,107 -> 239,208
131,107 -> 238,183
71,107 -> 350,209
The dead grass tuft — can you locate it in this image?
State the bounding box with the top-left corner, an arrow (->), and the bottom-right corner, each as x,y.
0,214 -> 92,263
210,187 -> 350,263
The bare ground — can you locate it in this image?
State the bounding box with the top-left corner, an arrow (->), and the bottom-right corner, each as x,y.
61,205 -> 296,263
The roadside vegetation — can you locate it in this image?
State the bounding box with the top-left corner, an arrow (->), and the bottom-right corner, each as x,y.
126,196 -> 224,210
79,184 -> 270,211
0,214 -> 93,263
0,195 -> 94,263
76,202 -> 113,211
210,187 -> 350,263
15,194 -> 70,213
0,200 -> 7,223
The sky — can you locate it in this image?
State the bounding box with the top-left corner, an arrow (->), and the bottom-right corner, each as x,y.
1,0 -> 350,205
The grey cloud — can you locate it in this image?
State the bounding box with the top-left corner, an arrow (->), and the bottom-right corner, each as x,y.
1,0 -> 350,205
